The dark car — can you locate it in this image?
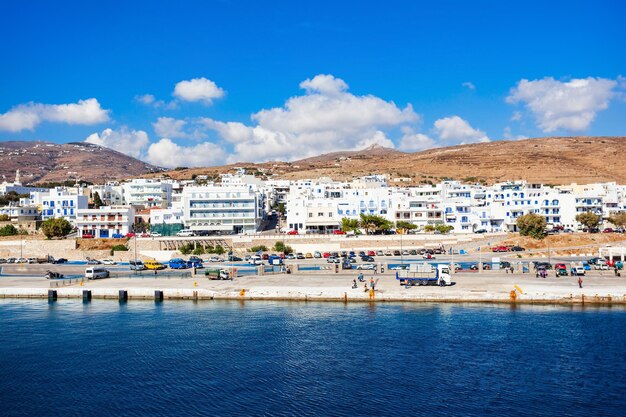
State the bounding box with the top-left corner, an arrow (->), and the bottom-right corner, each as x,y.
534,262 -> 552,270
393,250 -> 401,256
510,246 -> 525,252
53,258 -> 68,264
228,255 -> 243,262
360,256 -> 375,262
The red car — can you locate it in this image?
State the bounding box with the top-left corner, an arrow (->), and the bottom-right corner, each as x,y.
367,250 -> 376,256
491,246 -> 509,252
554,263 -> 567,270
287,230 -> 298,235
603,228 -> 614,233
126,232 -> 136,238
333,230 -> 345,235
82,234 -> 94,239
262,254 -> 269,260
323,252 -> 331,258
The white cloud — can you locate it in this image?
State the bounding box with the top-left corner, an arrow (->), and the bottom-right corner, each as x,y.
433,116 -> 490,145
503,126 -> 528,141
462,81 -> 476,91
398,127 -> 437,152
510,111 -> 523,122
299,74 -> 349,96
506,77 -> 617,132
152,117 -> 206,140
135,94 -> 156,105
173,77 -> 225,104
84,127 -> 149,159
0,98 -> 110,132
196,74 -> 418,162
146,138 -> 227,168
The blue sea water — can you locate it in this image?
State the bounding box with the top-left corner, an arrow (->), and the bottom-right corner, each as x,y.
0,300 -> 625,417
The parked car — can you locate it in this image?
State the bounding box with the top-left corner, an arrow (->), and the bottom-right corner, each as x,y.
112,233 -> 125,239
0,258 -> 6,264
176,229 -> 195,237
533,262 -> 552,270
125,233 -> 136,238
44,270 -> 64,279
305,253 -> 313,259
85,268 -> 110,279
384,250 -> 393,256
296,253 -> 305,259
356,263 -> 376,270
101,259 -> 117,265
510,246 -> 525,252
409,249 -> 418,256
554,263 -> 567,270
82,234 -> 94,239
474,229 -> 488,234
322,252 -> 331,258
145,260 -> 166,270
7,257 -> 17,263
602,228 -> 614,233
376,250 -> 384,256
150,232 -> 162,237
86,259 -> 102,265
341,261 -> 352,269
327,257 -> 341,263
333,230 -> 345,235
53,258 -> 68,264
393,250 -> 401,256
571,266 -> 586,276
248,255 -> 263,265
492,245 -> 509,252
129,260 -> 145,270
228,255 -> 243,262
314,251 -> 322,258
556,268 -> 569,277
390,264 -> 409,270
169,258 -> 188,269
287,230 -> 299,235
285,253 -> 296,260
367,250 -> 376,256
360,256 -> 375,262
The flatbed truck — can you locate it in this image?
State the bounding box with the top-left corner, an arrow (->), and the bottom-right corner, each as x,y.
396,264 -> 451,287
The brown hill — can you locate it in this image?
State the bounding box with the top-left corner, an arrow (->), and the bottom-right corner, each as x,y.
154,136 -> 625,185
0,141 -> 162,184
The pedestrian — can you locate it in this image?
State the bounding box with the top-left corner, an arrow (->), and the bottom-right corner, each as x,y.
578,276 -> 583,289
374,264 -> 378,274
154,269 -> 157,276
510,266 -> 514,274
370,277 -> 374,289
615,266 -> 619,277
352,279 -> 357,289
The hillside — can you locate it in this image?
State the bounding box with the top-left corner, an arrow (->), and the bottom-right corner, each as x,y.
0,141 -> 162,184
154,136 -> 626,185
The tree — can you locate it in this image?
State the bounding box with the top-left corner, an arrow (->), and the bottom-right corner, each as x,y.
396,221 -> 417,233
0,224 -> 18,237
0,214 -> 10,222
359,214 -> 393,234
434,224 -> 454,234
40,218 -> 73,239
576,211 -> 601,231
273,241 -> 293,254
341,218 -> 360,233
192,246 -> 205,256
179,243 -> 193,255
608,212 -> 626,228
92,191 -> 104,208
516,213 -> 546,239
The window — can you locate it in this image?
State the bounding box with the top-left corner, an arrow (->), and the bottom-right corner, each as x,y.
328,212 -> 333,217
309,213 -> 313,218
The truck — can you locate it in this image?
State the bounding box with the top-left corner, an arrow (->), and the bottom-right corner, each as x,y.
396,264 -> 451,287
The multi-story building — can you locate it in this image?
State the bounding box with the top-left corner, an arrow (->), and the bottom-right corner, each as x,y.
120,179 -> 173,208
0,170 -> 47,196
75,206 -> 135,238
180,185 -> 263,234
26,187 -> 89,222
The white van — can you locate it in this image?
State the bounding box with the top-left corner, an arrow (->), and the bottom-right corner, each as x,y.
85,268 -> 110,280
249,255 -> 263,265
176,229 -> 195,237
129,260 -> 145,271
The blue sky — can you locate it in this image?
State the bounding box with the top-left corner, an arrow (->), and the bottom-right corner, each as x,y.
1,0 -> 624,167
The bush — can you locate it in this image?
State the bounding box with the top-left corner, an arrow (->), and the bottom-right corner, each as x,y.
576,211 -> 601,231
0,214 -> 10,221
273,241 -> 293,254
110,244 -> 129,256
179,243 -> 194,255
192,246 -> 205,256
249,245 -> 269,253
213,245 -> 225,255
0,224 -> 18,236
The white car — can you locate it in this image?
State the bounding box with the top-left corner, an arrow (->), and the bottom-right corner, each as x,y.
150,232 -> 162,237
356,263 -> 376,270
176,229 -> 195,237
208,256 -> 223,262
101,259 -> 117,265
390,265 -> 409,270
327,257 -> 341,263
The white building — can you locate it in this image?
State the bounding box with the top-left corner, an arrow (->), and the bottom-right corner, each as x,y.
27,187 -> 89,222
181,185 -> 263,234
0,170 -> 47,196
120,179 -> 173,208
75,206 -> 135,238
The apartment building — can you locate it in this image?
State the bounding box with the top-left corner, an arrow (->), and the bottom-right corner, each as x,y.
180,185 -> 263,234
26,187 -> 89,222
75,206 -> 135,238
120,179 -> 173,208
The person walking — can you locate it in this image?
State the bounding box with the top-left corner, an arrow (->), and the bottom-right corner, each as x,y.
578,276 -> 583,289
370,277 -> 374,289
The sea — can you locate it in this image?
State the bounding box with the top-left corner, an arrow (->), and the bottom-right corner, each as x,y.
0,300 -> 625,416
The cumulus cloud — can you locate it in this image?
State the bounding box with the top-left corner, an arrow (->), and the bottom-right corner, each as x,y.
146,138 -> 227,168
462,81 -> 476,91
510,111 -> 523,122
506,77 -> 617,132
194,74 -> 418,162
433,116 -> 490,145
0,98 -> 110,132
173,77 -> 225,104
398,127 -> 437,152
152,117 -> 206,140
85,126 -> 150,159
503,126 -> 528,141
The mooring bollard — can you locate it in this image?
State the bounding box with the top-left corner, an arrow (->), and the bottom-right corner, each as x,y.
154,290 -> 164,302
48,290 -> 57,301
82,290 -> 92,302
119,290 -> 128,302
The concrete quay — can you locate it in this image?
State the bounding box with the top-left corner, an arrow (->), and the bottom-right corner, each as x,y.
1,269 -> 625,305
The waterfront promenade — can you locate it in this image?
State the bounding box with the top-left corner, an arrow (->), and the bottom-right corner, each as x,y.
1,266 -> 624,305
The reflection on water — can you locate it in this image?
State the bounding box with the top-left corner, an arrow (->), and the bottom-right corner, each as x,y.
0,299 -> 625,416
